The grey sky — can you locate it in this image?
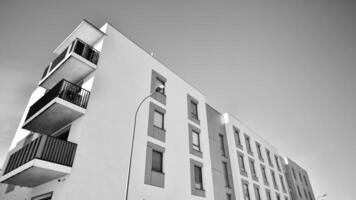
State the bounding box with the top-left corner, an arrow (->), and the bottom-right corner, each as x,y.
0,0 -> 355,199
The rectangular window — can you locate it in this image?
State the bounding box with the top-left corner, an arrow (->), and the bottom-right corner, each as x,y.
144,142 -> 165,188
292,168 -> 297,179
266,149 -> 273,167
297,185 -> 302,197
276,193 -> 281,200
153,110 -> 164,129
254,185 -> 261,200
226,193 -> 232,200
275,155 -> 281,171
308,191 -> 313,200
151,150 -> 163,173
266,190 -> 272,200
299,172 -> 303,182
223,162 -> 230,188
219,134 -> 226,157
271,170 -> 278,189
245,135 -> 253,154
261,165 -> 268,185
256,142 -> 263,161
238,152 -> 247,175
304,175 -> 309,186
194,165 -> 203,190
31,192 -> 53,200
242,182 -> 251,200
280,175 -> 286,192
234,127 -> 242,147
151,70 -> 167,105
155,77 -> 165,95
192,130 -> 201,151
191,101 -> 199,120
249,158 -> 258,181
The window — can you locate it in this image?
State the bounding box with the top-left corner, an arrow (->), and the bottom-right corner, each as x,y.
189,124 -> 202,157
242,181 -> 251,200
152,150 -> 163,173
275,155 -> 281,171
299,172 -> 303,182
234,127 -> 242,148
308,191 -> 313,200
266,149 -> 273,167
31,192 -> 53,200
223,162 -> 231,188
266,190 -> 272,200
192,130 -> 200,151
153,110 -> 164,129
271,170 -> 278,189
155,77 -> 165,95
254,184 -> 261,200
191,101 -> 199,120
280,175 -> 286,192
304,175 -> 309,186
297,185 -> 302,197
151,70 -> 167,104
226,193 -> 232,200
238,152 -> 247,176
249,158 -> 258,181
292,168 -> 297,179
194,166 -> 203,190
219,134 -> 226,157
276,193 -> 281,200
304,188 -> 308,199
144,142 -> 165,188
256,142 -> 263,161
190,159 -> 205,197
148,102 -> 166,142
245,135 -> 253,154
187,95 -> 200,124
261,165 -> 269,185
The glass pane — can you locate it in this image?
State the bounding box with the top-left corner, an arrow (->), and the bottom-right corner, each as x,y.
152,150 -> 163,172
194,166 -> 203,189
191,101 -> 198,119
155,78 -> 165,94
192,131 -> 200,150
153,111 -> 164,129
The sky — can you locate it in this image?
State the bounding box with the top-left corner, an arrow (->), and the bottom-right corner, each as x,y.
0,0 -> 355,199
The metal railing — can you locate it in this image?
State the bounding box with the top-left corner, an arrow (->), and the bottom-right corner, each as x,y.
4,135 -> 77,175
25,79 -> 90,121
41,38 -> 99,80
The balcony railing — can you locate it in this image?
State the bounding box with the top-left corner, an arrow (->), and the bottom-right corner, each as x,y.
4,135 -> 77,175
41,38 -> 99,80
26,79 -> 90,121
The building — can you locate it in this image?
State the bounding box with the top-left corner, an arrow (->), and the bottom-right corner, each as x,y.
281,158 -> 316,200
0,20 -> 315,200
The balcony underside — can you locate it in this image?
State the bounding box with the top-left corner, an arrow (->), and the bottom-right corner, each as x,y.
39,53 -> 96,90
23,98 -> 85,134
0,159 -> 71,187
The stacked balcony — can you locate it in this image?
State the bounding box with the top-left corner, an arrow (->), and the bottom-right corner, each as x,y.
0,135 -> 77,187
23,79 -> 90,134
39,38 -> 99,89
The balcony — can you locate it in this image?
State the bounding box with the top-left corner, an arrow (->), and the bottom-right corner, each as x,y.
0,135 -> 77,187
39,38 -> 99,89
23,79 -> 90,134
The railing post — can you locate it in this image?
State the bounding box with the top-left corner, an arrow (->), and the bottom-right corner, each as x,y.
35,135 -> 48,159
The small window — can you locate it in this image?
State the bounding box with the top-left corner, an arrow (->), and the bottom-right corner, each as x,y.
280,175 -> 286,192
297,185 -> 302,197
304,188 -> 308,199
234,127 -> 242,147
271,170 -> 278,189
261,165 -> 269,185
155,77 -> 165,95
275,155 -> 281,171
245,135 -> 253,155
256,142 -> 263,161
223,162 -> 230,188
152,150 -> 163,173
153,110 -> 164,129
266,190 -> 272,200
249,159 -> 257,180
299,172 -> 303,182
226,193 -> 232,200
238,153 -> 246,173
194,165 -> 203,190
242,182 -> 251,200
276,193 -> 281,200
254,185 -> 261,200
191,101 -> 199,120
304,175 -> 309,186
292,168 -> 297,179
308,191 -> 313,200
266,149 -> 273,167
192,130 -> 201,151
31,192 -> 53,200
219,134 -> 226,157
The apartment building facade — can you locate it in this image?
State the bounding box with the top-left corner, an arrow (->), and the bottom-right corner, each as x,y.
281,158 -> 315,200
0,20 -> 315,200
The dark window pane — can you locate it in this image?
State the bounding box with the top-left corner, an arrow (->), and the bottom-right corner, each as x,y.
152,150 -> 163,172
153,110 -> 164,129
191,101 -> 199,120
194,165 -> 203,189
